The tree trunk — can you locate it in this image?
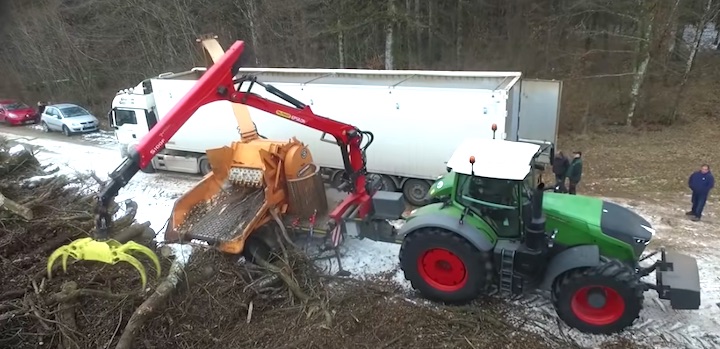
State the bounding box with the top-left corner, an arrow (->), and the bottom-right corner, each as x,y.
415,0 -> 422,65
663,0 -> 683,77
427,0 -> 433,64
246,0 -> 261,65
337,19 -> 345,68
455,0 -> 464,69
385,0 -> 395,70
626,0 -> 655,127
670,0 -> 716,122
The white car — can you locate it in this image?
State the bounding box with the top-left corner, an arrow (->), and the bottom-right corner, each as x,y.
40,103 -> 99,136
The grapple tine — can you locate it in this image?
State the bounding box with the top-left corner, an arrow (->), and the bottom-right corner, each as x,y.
47,247 -> 69,278
114,252 -> 149,288
120,241 -> 162,278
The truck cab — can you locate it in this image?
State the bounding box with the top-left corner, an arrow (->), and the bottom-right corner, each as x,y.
110,81 -> 158,158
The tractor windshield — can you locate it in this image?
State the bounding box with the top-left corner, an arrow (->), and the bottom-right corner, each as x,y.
455,174 -> 521,238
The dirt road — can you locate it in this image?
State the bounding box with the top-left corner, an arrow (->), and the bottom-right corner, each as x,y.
0,123 -> 119,149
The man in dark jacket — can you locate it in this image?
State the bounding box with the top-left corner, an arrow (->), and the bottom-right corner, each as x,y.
566,151 -> 583,195
552,151 -> 570,193
686,164 -> 714,221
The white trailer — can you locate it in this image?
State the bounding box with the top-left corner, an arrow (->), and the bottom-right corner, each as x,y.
110,68 -> 562,205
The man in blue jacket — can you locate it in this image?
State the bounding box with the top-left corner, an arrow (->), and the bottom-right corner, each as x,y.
687,164 -> 714,221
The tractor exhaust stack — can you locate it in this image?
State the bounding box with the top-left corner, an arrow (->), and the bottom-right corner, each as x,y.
525,183 -> 547,251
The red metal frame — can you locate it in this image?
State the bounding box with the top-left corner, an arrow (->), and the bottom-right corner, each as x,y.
134,40 -> 372,223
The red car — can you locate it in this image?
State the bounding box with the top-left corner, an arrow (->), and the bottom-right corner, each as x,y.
0,99 -> 40,125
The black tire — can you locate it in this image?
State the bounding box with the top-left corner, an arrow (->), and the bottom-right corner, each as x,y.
403,178 -> 432,206
242,236 -> 274,263
139,162 -> 156,174
62,125 -> 71,137
552,258 -> 644,334
41,122 -> 50,133
379,175 -> 397,192
399,227 -> 493,304
198,156 -> 212,175
330,170 -> 345,189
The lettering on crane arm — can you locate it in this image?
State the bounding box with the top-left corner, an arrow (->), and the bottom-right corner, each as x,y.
150,138 -> 165,156
275,110 -> 307,124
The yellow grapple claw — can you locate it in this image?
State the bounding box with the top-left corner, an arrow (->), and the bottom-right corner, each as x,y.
46,237 -> 162,289
116,241 -> 162,279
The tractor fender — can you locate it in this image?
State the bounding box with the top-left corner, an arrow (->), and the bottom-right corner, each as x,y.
539,244 -> 601,291
399,214 -> 494,252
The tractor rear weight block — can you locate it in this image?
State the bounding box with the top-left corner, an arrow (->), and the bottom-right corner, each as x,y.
640,248 -> 701,310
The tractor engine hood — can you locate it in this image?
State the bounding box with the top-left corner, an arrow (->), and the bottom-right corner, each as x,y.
543,193 -> 654,257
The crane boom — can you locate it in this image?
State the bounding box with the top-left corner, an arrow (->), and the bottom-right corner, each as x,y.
95,40 -> 377,241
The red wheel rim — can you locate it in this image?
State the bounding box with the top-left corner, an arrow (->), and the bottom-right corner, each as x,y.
570,285 -> 625,326
417,248 -> 467,292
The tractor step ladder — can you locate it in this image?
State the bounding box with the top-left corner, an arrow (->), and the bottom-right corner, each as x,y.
499,249 -> 516,297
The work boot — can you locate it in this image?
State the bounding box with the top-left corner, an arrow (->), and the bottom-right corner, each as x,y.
685,211 -> 695,216
690,216 -> 701,222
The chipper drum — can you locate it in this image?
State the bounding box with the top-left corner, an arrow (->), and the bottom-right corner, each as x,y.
164,137 -> 324,255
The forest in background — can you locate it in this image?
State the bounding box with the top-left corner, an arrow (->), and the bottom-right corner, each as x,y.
0,0 -> 719,133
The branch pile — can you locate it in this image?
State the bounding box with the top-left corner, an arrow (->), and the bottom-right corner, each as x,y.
0,138 -> 645,349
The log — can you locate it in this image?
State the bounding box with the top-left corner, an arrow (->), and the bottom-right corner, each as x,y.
114,245 -> 194,349
0,191 -> 33,220
55,282 -> 80,349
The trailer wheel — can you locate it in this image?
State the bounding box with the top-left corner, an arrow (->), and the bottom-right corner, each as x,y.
403,179 -> 431,206
330,170 -> 345,189
198,156 -> 212,176
552,258 -> 644,334
400,227 -> 492,303
369,174 -> 397,192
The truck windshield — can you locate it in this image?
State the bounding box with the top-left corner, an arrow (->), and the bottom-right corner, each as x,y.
114,109 -> 138,126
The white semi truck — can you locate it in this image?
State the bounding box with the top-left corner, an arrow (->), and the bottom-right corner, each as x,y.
109,68 -> 561,206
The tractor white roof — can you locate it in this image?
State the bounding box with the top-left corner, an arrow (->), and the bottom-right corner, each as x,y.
446,139 -> 541,180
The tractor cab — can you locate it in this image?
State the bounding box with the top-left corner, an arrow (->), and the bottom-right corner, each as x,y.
436,138 -> 544,239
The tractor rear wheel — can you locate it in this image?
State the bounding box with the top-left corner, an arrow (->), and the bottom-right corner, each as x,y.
399,227 -> 492,304
552,258 -> 644,334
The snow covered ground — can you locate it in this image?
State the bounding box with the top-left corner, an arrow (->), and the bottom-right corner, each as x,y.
1,128 -> 719,349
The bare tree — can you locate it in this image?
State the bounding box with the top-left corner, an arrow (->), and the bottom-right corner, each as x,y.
669,0 -> 719,122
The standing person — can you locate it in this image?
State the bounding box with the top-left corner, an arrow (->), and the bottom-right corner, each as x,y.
552,151 -> 570,193
566,151 -> 583,195
36,101 -> 46,115
686,164 -> 714,221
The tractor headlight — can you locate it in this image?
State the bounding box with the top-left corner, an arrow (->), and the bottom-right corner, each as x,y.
634,237 -> 650,245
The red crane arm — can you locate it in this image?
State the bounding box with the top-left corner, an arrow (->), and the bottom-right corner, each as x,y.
94,40 -> 374,241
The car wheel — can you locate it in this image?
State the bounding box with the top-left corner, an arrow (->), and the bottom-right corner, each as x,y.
41,122 -> 50,133
62,125 -> 71,137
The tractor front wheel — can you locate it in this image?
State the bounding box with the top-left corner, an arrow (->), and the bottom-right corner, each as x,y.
552,259 -> 644,334
399,227 -> 492,304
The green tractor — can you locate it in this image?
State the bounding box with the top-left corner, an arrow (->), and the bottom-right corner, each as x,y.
397,138 -> 701,334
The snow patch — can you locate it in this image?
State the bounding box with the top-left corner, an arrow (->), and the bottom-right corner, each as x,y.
8,144 -> 26,155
